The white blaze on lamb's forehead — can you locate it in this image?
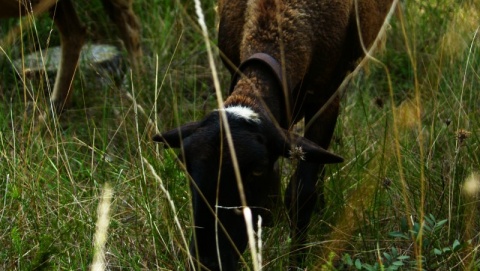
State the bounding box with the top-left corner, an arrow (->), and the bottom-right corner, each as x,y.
217,105 -> 261,123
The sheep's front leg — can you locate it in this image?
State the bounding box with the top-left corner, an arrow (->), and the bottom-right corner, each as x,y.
285,95 -> 340,267
49,0 -> 86,112
101,0 -> 142,73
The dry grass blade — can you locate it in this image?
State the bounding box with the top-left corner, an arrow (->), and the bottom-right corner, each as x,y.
91,183 -> 113,271
191,0 -> 260,270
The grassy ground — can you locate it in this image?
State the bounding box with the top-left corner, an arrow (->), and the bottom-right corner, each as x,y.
1,0 -> 479,270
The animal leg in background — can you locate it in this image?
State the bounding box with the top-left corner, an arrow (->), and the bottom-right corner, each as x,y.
101,0 -> 142,72
1,0 -> 143,112
49,0 -> 86,112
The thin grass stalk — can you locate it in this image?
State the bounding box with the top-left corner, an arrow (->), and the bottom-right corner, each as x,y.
30,8 -> 54,97
91,128 -> 96,174
244,207 -> 261,270
153,31 -> 183,136
215,139 -> 225,270
20,10 -> 28,108
395,2 -> 427,266
132,71 -> 147,186
131,74 -> 160,267
192,0 -> 259,270
273,0 -> 291,125
123,72 -> 158,135
155,54 -> 159,138
450,27 -> 480,239
457,28 -> 479,128
257,216 -> 263,269
0,173 -> 9,222
10,107 -> 16,191
387,6 -> 422,268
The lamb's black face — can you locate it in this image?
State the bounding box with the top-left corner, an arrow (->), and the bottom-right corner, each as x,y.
153,106 -> 343,270
181,110 -> 276,207
177,109 -> 278,270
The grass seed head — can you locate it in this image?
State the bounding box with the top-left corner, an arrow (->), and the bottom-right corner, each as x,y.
456,129 -> 471,145
463,172 -> 480,198
289,145 -> 305,161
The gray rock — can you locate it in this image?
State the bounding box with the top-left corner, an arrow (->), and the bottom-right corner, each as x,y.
13,44 -> 125,90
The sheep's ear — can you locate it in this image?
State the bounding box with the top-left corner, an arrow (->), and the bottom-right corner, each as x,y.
276,132 -> 344,164
153,121 -> 201,148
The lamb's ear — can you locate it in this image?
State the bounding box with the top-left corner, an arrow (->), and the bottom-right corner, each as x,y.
275,131 -> 344,164
153,121 -> 201,148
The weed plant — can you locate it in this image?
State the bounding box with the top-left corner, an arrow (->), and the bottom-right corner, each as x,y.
0,0 -> 478,270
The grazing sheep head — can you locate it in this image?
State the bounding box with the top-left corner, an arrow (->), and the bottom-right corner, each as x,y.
153,105 -> 343,270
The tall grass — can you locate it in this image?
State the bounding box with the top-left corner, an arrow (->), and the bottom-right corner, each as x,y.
1,0 -> 478,270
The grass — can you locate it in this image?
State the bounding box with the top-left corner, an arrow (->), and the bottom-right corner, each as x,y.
1,0 -> 479,270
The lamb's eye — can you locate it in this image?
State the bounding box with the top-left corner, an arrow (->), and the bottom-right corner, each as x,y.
252,170 -> 263,176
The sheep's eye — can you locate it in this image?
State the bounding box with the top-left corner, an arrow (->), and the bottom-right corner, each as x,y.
252,170 -> 263,176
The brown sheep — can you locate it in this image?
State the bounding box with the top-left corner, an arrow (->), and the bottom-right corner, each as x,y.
154,0 -> 394,269
0,0 -> 142,112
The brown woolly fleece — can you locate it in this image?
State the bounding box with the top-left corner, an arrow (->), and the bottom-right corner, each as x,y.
219,0 -> 392,125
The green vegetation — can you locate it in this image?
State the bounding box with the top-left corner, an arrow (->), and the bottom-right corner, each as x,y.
1,0 -> 478,270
